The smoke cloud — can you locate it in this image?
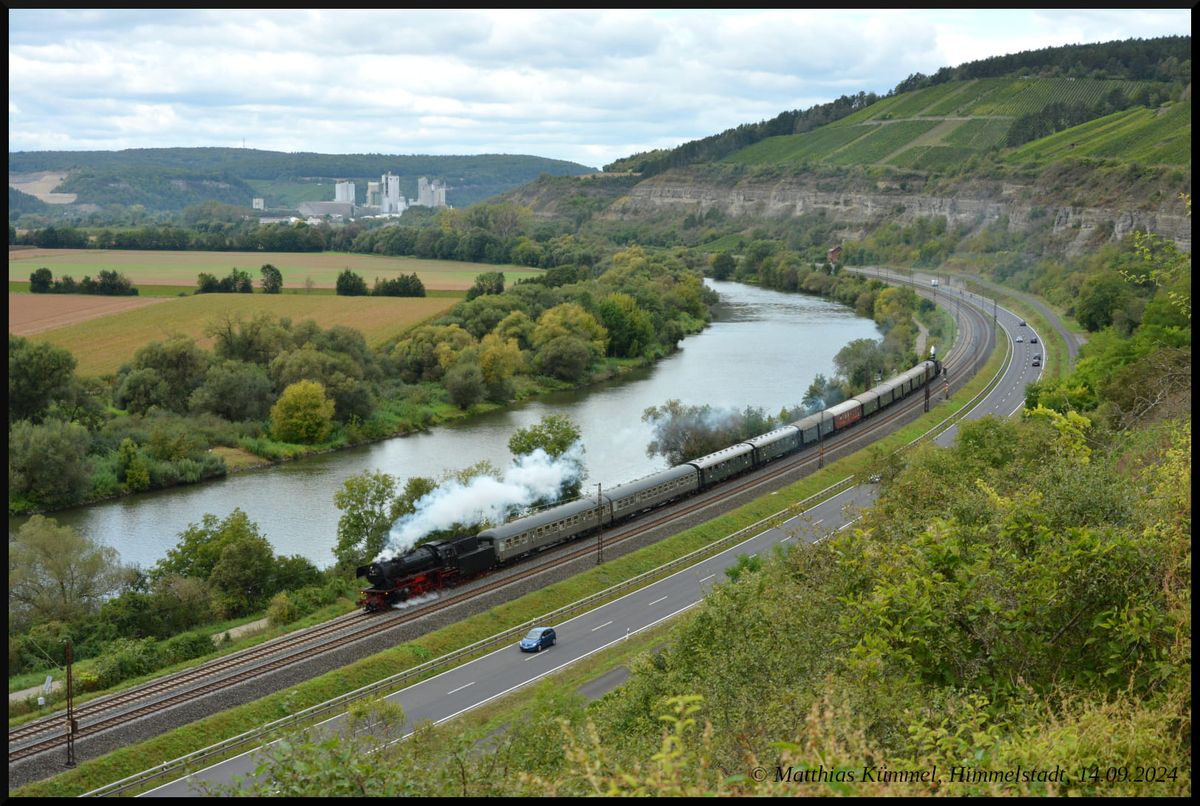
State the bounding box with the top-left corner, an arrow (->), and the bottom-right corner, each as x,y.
379,443 -> 586,559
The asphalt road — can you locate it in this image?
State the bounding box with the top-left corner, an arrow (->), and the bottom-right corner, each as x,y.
142,283 -> 1042,796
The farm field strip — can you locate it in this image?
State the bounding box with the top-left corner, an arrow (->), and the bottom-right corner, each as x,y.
9,293 -> 458,376
7,249 -> 542,290
8,294 -> 172,336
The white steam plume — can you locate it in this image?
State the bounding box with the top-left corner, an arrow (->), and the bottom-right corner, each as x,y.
378,443 -> 585,560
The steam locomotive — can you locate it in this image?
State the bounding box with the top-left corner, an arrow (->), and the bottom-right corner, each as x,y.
356,357 -> 942,611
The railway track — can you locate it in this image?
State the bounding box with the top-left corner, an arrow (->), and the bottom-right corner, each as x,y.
8,290 -> 991,766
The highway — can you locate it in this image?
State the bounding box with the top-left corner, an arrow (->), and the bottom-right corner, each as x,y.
140,280 -> 1042,796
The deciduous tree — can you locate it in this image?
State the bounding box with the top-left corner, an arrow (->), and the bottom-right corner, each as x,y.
270,379 -> 335,444
9,516 -> 125,631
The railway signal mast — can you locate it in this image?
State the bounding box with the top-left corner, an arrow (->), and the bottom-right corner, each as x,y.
64,639 -> 76,768
595,483 -> 604,564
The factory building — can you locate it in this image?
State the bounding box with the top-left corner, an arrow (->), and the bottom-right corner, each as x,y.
379,171 -> 407,214
415,176 -> 447,208
312,172 -> 451,220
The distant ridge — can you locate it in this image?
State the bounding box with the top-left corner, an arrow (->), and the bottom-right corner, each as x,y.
7,148 -> 597,210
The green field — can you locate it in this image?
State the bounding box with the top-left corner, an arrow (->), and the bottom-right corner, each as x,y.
15,293 -> 459,376
8,249 -> 542,291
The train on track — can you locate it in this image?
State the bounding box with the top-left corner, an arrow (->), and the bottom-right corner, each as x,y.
356,356 -> 943,611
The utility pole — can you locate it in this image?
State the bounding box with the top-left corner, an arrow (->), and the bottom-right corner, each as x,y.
924,380 -> 930,412
65,639 -> 76,768
595,483 -> 603,565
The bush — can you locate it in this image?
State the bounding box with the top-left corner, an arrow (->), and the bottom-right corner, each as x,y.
175,457 -> 205,484
197,268 -> 253,294
444,361 -> 485,408
90,464 -> 122,498
270,380 -> 336,444
75,670 -> 104,693
372,272 -> 425,297
266,591 -> 299,626
336,268 -> 368,296
160,631 -> 215,665
91,638 -> 162,689
148,458 -> 182,488
534,335 -> 593,382
29,267 -> 53,292
8,418 -> 92,508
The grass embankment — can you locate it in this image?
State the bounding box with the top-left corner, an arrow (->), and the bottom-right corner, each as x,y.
12,319 -> 1007,797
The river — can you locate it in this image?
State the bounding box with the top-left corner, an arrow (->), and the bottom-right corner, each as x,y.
24,280 -> 881,570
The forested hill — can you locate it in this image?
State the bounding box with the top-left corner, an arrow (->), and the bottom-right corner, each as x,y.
7,149 -> 596,210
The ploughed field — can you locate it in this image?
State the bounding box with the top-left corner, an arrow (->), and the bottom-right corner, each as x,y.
8,292 -> 459,376
9,293 -> 171,336
7,248 -> 542,290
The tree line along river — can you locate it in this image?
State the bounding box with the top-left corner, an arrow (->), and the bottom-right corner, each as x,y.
16,280 -> 881,570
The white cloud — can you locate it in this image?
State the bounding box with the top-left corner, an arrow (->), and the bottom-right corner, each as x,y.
6,9 -> 1191,167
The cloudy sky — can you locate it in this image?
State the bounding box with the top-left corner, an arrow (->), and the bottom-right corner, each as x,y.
7,8 -> 1191,169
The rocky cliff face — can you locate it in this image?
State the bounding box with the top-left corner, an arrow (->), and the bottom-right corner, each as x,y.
608,172 -> 1191,256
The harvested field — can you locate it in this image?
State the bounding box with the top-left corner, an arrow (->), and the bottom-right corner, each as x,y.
9,293 -> 171,336
8,249 -> 541,291
12,292 -> 458,376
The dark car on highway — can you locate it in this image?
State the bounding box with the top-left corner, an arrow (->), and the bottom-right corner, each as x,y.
519,627 -> 556,652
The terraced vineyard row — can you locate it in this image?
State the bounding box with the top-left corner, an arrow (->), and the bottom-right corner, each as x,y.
1008,101 -> 1191,166
825,120 -> 943,165
723,125 -> 872,166
966,77 -> 1158,116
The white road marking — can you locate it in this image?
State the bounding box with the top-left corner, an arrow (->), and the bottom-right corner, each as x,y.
648,595 -> 668,606
446,681 -> 475,695
591,621 -> 612,632
698,574 -> 715,583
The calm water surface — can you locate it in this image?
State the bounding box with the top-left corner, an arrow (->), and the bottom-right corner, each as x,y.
23,281 -> 880,569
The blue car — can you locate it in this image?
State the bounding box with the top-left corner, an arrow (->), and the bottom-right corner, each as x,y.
519,627 -> 556,652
